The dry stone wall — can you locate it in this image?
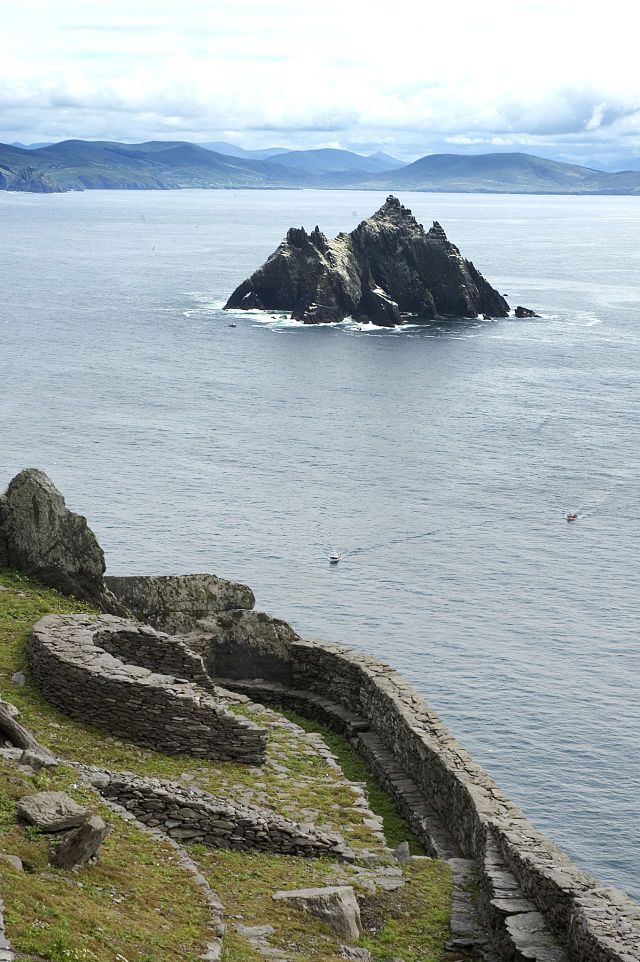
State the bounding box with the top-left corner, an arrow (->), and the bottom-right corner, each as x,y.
197,629 -> 640,962
83,769 -> 354,861
94,623 -> 215,693
27,614 -> 266,764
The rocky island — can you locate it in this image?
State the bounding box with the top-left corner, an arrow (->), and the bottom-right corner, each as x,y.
225,195 -> 510,326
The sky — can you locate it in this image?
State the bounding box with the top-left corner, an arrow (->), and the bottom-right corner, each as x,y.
3,0 -> 640,166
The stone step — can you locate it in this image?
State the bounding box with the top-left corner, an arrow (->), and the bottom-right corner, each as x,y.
355,731 -> 461,862
481,835 -> 568,962
447,856 -> 488,952
215,678 -> 370,737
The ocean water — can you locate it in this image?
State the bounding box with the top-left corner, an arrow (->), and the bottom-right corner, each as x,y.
1,188 -> 639,899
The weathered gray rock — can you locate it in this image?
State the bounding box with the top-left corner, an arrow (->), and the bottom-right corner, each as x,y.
200,940 -> 223,962
0,853 -> 23,872
340,947 -> 372,961
0,701 -> 19,719
19,749 -> 57,772
0,702 -> 56,763
0,469 -> 124,611
393,841 -> 411,863
17,791 -> 89,832
52,814 -> 110,869
225,196 -> 509,326
10,673 -> 25,688
196,609 -> 299,683
514,305 -> 541,318
272,886 -> 362,940
104,574 -> 255,633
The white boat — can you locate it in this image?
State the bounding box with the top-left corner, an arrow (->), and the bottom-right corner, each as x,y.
329,551 -> 342,564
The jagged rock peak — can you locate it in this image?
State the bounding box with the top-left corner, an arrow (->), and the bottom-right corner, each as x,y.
224,199 -> 510,326
285,224 -> 329,252
369,195 -> 419,227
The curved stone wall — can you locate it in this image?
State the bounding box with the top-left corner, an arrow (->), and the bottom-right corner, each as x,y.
27,614 -> 267,764
199,631 -> 640,962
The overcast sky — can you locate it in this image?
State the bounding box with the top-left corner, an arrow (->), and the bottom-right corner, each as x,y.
3,0 -> 640,164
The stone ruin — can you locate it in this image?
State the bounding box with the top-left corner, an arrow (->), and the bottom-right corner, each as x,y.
1,467 -> 640,962
28,614 -> 267,764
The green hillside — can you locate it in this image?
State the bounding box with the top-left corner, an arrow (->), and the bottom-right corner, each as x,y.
3,140 -> 640,193
362,151 -> 640,194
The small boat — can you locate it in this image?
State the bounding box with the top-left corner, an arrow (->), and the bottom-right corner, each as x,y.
566,513 -> 578,522
329,552 -> 342,564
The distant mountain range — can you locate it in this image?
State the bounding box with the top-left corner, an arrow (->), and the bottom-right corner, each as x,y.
2,139 -> 640,194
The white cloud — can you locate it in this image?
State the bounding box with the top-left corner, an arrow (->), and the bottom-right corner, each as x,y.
2,0 -> 640,162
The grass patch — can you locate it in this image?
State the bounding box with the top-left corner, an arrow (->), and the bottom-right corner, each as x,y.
0,758 -> 211,962
278,708 -> 423,853
195,848 -> 452,962
361,859 -> 453,961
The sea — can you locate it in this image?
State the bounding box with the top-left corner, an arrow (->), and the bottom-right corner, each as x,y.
1,188 -> 639,899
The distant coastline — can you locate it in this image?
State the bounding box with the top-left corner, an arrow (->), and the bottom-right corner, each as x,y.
3,139 -> 640,195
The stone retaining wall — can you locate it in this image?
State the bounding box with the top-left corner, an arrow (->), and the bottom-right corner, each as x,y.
196,630 -> 640,962
83,769 -> 354,861
27,615 -> 266,764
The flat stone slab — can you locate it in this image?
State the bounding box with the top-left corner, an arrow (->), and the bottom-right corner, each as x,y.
273,885 -> 362,940
17,791 -> 89,832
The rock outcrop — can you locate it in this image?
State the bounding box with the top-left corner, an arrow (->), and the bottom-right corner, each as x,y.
104,574 -> 255,633
514,305 -> 541,318
225,196 -> 510,326
0,469 -> 124,611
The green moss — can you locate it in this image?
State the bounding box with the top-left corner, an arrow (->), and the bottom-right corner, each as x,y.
194,848 -> 452,962
277,709 -> 423,853
360,859 -> 453,961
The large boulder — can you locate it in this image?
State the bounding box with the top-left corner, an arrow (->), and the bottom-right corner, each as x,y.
225,196 -> 510,326
273,885 -> 362,940
104,574 -> 255,633
52,814 -> 111,869
17,791 -> 89,832
0,469 -> 118,609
